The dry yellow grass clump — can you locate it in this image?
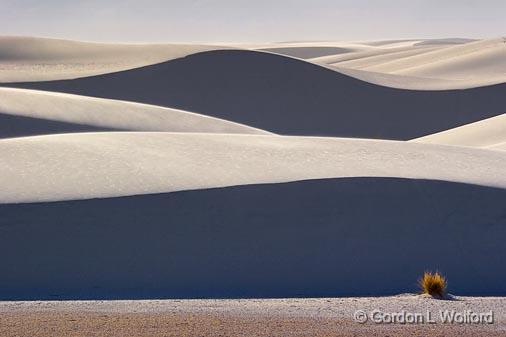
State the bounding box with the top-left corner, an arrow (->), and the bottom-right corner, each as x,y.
419,271 -> 447,298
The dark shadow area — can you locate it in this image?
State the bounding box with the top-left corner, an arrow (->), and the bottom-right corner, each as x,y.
1,177 -> 505,299
0,113 -> 118,138
4,50 -> 506,140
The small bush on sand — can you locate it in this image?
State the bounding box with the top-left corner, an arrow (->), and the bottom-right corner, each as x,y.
419,271 -> 447,298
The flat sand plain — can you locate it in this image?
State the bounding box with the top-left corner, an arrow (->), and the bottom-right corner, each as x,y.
1,296 -> 505,337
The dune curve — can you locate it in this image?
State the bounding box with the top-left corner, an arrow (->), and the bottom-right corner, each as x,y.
320,38 -> 506,89
1,177 -> 505,299
0,87 -> 270,138
1,132 -> 505,204
6,49 -> 506,139
1,36 -> 506,300
0,36 -> 226,82
412,113 -> 506,148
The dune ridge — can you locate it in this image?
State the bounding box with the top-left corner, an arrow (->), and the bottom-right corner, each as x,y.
2,36 -> 505,91
259,46 -> 353,59
361,38 -> 506,78
5,49 -> 506,140
1,36 -> 506,300
315,38 -> 506,89
413,113 -> 506,148
1,177 -> 505,299
0,36 -> 226,82
0,87 -> 270,138
310,45 -> 443,68
1,132 -> 505,204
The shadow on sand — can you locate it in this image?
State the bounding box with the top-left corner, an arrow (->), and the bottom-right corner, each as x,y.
6,50 -> 506,139
1,177 -> 505,299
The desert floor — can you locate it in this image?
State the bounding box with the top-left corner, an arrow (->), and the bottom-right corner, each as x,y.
1,295 -> 505,337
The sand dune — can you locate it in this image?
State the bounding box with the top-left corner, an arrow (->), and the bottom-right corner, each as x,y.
359,38 -> 473,48
0,87 -> 270,138
242,41 -> 373,52
276,39 -> 472,65
0,36 -> 225,82
260,46 -> 353,59
318,38 -> 506,89
321,39 -> 498,72
328,46 -> 447,71
413,113 -> 506,148
366,38 -> 506,78
254,38 -> 473,60
1,132 -> 505,204
333,67 -> 467,91
3,37 -> 501,90
1,177 -> 505,299
310,45 -> 442,67
6,49 -> 506,139
1,36 -> 505,300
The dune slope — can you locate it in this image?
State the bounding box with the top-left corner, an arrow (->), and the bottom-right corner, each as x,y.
320,38 -> 506,89
367,39 -> 506,79
0,36 -> 225,82
260,46 -> 353,59
1,177 -> 505,299
0,87 -> 270,138
1,37 -> 506,300
1,132 -> 505,204
315,45 -> 442,69
6,50 -> 506,139
412,113 -> 506,148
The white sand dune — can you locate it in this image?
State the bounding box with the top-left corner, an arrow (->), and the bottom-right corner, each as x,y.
0,36 -> 225,82
3,36 -> 502,90
358,38 -> 474,48
1,137 -> 505,298
1,132 -> 505,298
413,113 -> 506,149
320,38 -> 506,89
251,38 -> 473,60
310,45 -> 442,66
366,38 -> 506,78
266,39 -> 471,65
242,41 -> 373,52
2,176 -> 505,299
1,36 -> 506,300
6,49 -> 506,140
329,46 -> 448,71
333,67 -> 467,91
1,132 -> 505,204
0,87 -> 270,138
259,46 -> 355,59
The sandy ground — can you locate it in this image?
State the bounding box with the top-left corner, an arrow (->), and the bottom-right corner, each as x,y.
1,295 -> 505,337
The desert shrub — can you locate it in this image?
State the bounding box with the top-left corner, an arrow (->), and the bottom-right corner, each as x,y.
419,271 -> 447,298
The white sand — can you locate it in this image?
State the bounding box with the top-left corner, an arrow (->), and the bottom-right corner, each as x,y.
5,36 -> 505,90
0,87 -> 270,137
1,132 -> 505,203
413,113 -> 506,149
367,39 -> 506,80
0,36 -> 225,82
1,296 -> 504,321
5,48 -> 506,140
311,45 -> 442,68
489,142 -> 506,151
1,36 -> 506,300
308,38 -> 506,89
1,296 -> 504,337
